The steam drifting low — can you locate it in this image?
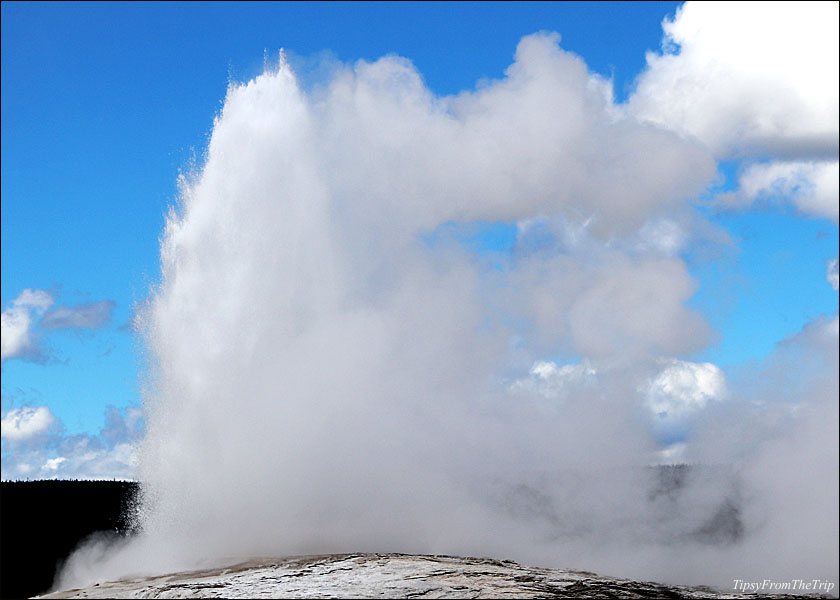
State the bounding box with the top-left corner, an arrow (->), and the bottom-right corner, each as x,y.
58,33 -> 838,592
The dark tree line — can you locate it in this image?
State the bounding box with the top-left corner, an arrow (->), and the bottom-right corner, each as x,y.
0,480 -> 138,599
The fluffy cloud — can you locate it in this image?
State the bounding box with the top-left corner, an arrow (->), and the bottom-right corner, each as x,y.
510,359 -> 596,399
40,300 -> 116,330
1,289 -> 54,362
644,359 -> 726,421
628,2 -> 839,224
719,160 -> 839,222
0,406 -> 57,442
13,289 -> 55,311
512,356 -> 728,428
1,290 -> 117,363
1,310 -> 36,362
0,404 -> 142,480
629,2 -> 839,160
44,456 -> 67,471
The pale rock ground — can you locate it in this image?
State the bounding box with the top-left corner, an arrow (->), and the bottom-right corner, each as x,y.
39,553 -> 831,599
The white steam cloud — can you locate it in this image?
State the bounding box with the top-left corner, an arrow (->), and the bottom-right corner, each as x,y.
57,31 -> 838,593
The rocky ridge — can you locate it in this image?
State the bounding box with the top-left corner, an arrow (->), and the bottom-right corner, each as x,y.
40,553 -> 833,599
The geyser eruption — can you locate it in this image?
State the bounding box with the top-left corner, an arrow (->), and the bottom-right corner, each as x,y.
57,35 -> 838,592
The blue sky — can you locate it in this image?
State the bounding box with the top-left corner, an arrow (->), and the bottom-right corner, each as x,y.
1,1 -> 837,479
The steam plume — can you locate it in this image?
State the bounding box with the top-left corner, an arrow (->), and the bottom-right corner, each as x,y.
57,35 -> 838,591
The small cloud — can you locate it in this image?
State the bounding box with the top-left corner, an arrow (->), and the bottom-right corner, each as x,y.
644,359 -> 727,422
0,405 -> 57,442
44,456 -> 67,471
1,289 -> 54,362
716,160 -> 839,223
41,300 -> 116,330
828,258 -> 839,291
510,359 -> 597,400
1,309 -> 38,362
14,289 -> 55,311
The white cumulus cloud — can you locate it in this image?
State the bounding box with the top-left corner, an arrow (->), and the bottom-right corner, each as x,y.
510,359 -> 597,399
1,404 -> 143,480
44,456 -> 67,471
1,289 -> 54,362
1,406 -> 57,442
644,359 -> 727,421
629,1 -> 839,160
719,160 -> 839,222
13,289 -> 55,311
629,2 -> 839,223
2,290 -> 118,363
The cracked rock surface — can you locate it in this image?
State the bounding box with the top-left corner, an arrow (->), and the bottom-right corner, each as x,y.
39,554 -> 828,599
